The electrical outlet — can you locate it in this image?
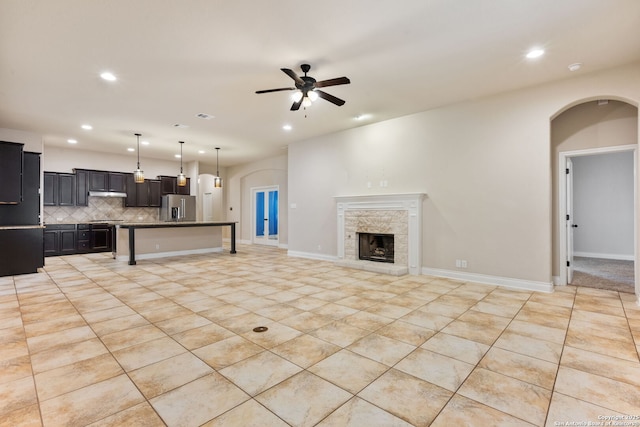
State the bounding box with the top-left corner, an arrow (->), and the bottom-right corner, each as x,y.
461,260 -> 468,268
155,244 -> 160,250
455,259 -> 461,268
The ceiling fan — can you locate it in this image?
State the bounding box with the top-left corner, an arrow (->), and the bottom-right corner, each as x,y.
256,64 -> 350,111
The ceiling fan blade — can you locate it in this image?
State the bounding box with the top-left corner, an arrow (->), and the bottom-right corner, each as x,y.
290,98 -> 303,111
315,76 -> 350,88
315,90 -> 346,106
256,87 -> 296,94
281,68 -> 305,85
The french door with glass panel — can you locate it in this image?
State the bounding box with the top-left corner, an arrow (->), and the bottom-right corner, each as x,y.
252,186 -> 279,246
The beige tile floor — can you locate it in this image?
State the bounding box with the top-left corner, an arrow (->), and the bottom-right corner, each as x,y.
1,244 -> 639,426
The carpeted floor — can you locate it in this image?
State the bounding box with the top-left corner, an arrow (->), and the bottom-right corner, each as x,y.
570,256 -> 635,293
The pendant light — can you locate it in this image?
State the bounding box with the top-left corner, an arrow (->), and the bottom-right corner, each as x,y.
214,147 -> 222,188
177,141 -> 186,187
133,133 -> 144,183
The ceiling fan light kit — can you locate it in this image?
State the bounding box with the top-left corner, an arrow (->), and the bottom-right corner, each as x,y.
256,64 -> 350,111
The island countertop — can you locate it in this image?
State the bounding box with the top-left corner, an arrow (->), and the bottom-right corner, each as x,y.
116,220 -> 237,228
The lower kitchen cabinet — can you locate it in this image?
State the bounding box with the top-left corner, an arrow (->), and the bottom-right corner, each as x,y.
44,224 -> 76,256
45,224 -> 114,257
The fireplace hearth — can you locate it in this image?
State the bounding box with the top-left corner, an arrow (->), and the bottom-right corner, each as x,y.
359,233 -> 394,263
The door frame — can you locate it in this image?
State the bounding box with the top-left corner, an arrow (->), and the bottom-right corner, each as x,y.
251,185 -> 279,246
558,144 -> 637,293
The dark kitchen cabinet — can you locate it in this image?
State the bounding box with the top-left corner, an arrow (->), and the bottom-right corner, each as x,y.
108,172 -> 126,192
160,176 -> 176,195
0,152 -> 40,226
149,180 -> 161,207
86,170 -> 126,193
135,180 -> 150,207
125,173 -> 136,207
76,224 -> 91,253
43,172 -> 75,206
125,174 -> 161,207
58,174 -> 75,206
44,224 -> 76,256
75,169 -> 88,206
88,171 -> 108,191
0,141 -> 24,204
159,175 -> 190,195
43,173 -> 56,206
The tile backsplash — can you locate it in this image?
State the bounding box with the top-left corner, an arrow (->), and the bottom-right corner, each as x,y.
43,197 -> 159,224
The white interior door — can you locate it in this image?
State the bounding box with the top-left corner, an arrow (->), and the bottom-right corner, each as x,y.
566,157 -> 575,283
203,192 -> 213,221
252,186 -> 279,246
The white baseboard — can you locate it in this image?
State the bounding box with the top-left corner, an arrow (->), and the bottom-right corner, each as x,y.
229,238 -> 288,250
422,267 -> 554,293
116,247 -> 224,262
574,252 -> 634,261
287,250 -> 338,262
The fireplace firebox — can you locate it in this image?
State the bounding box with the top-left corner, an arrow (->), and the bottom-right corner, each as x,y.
358,233 -> 394,263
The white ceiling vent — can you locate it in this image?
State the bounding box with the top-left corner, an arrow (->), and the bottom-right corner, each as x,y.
196,113 -> 214,120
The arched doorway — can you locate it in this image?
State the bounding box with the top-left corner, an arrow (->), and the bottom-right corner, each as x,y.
551,98 -> 638,297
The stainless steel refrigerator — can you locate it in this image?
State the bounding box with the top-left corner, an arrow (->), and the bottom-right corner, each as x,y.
160,195 -> 196,221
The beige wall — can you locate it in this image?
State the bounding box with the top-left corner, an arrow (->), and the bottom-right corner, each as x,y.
0,128 -> 42,153
225,154 -> 288,245
288,62 -> 640,285
551,101 -> 638,275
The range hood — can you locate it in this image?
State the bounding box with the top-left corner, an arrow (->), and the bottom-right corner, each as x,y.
88,191 -> 127,198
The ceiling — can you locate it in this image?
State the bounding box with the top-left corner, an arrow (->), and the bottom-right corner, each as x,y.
1,1 -> 640,168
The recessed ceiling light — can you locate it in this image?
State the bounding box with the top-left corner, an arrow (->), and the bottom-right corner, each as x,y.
141,140 -> 150,145
526,49 -> 545,59
282,124 -> 292,131
127,148 -> 135,152
568,63 -> 582,71
196,113 -> 214,120
174,154 -> 181,159
100,71 -> 117,81
354,114 -> 370,121
198,150 -> 205,154
67,139 -> 77,144
81,124 -> 92,130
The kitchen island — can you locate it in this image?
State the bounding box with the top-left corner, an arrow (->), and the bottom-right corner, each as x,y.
115,221 -> 237,265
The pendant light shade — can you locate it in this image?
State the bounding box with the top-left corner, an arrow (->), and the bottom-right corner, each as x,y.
214,147 -> 222,188
177,141 -> 186,187
133,133 -> 144,183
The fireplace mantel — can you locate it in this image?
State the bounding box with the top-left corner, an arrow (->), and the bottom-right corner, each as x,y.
334,193 -> 425,275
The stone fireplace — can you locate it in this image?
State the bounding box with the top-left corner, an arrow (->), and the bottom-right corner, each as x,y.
334,193 -> 425,275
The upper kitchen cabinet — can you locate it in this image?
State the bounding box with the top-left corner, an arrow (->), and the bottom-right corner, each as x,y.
159,175 -> 190,195
75,169 -> 88,206
43,172 -> 75,206
124,173 -> 161,207
86,170 -> 127,193
0,141 -> 24,204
